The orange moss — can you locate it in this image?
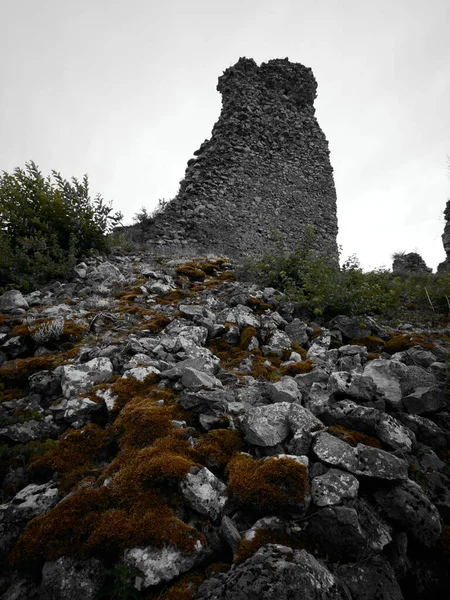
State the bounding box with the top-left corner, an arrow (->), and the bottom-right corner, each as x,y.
9,485 -> 112,564
247,296 -> 273,313
280,360 -> 314,376
28,424 -> 113,491
349,336 -> 386,352
196,429 -> 244,469
291,343 -> 307,359
156,289 -> 196,305
112,402 -> 179,449
367,352 -> 381,361
238,327 -> 258,350
248,352 -> 280,381
107,373 -> 170,412
226,454 -> 309,512
384,333 -> 426,354
144,314 -> 171,332
175,263 -> 206,281
327,424 -> 382,448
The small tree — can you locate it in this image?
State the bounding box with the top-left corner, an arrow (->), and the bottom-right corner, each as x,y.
0,161 -> 123,291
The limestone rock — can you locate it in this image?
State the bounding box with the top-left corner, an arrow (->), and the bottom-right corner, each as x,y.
335,555 -> 404,600
61,357 -> 114,398
402,386 -> 448,414
265,376 -> 301,403
311,468 -> 359,506
194,544 -> 343,600
181,467 -> 227,521
41,557 -> 104,600
374,479 -> 442,546
313,432 -> 408,480
0,290 -> 29,313
284,319 -> 309,345
124,542 -> 204,589
181,367 -> 223,390
240,402 -> 291,446
329,315 -> 369,340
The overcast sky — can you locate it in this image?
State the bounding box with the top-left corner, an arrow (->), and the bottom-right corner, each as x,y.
2,0 -> 449,270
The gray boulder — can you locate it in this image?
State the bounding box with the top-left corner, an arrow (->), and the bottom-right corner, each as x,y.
284,319 -> 309,345
124,541 -> 204,589
313,432 -> 408,480
61,357 -> 114,398
194,544 -> 343,600
240,402 -> 291,446
0,290 -> 29,313
40,557 -> 104,600
335,555 -> 404,600
311,468 -> 359,506
374,479 -> 442,546
180,467 -> 227,521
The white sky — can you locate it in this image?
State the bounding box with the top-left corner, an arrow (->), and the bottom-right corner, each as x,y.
2,0 -> 449,270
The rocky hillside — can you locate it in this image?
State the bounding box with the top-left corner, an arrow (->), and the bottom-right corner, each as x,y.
0,253 -> 449,600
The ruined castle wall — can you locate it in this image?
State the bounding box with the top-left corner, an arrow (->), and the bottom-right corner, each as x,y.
143,57 -> 339,259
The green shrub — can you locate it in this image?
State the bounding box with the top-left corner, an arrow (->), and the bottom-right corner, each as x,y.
243,238 -> 450,320
0,161 -> 122,292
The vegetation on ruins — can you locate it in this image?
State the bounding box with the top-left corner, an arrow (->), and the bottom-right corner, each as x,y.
0,161 -> 123,292
242,231 -> 450,322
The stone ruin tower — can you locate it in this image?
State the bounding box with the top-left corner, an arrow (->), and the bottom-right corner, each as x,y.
143,57 -> 339,259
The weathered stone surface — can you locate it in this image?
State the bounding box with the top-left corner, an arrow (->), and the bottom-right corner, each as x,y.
194,544 -> 343,600
135,58 -> 339,260
181,467 -> 227,521
181,367 -> 222,389
313,432 -> 408,479
8,482 -> 59,520
124,542 -> 204,589
240,402 -> 291,446
311,468 -> 359,506
397,413 -> 447,450
61,357 -> 114,398
402,386 -> 448,414
329,315 -> 369,340
265,377 -> 301,403
49,396 -> 103,424
324,400 -> 415,452
285,319 -> 309,345
335,555 -> 404,600
179,389 -> 235,411
0,418 -> 59,444
306,331 -> 331,361
328,371 -> 375,401
306,506 -> 369,561
122,366 -> 160,381
374,479 -> 442,546
41,557 -> 104,600
0,290 -> 29,313
363,359 -> 409,409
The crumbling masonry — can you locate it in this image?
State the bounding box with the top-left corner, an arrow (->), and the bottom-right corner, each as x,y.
139,57 -> 339,259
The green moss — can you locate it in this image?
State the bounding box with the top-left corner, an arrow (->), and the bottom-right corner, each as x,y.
226,454 -> 309,512
327,424 -> 382,448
